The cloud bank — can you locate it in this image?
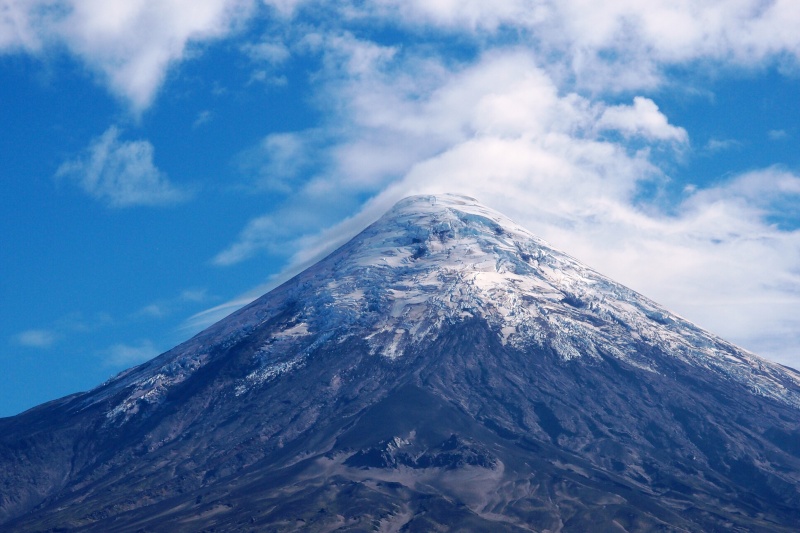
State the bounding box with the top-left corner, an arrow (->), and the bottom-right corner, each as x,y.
4,1 -> 800,110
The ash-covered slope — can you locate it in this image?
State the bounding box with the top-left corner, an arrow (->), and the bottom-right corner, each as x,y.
2,194 -> 800,532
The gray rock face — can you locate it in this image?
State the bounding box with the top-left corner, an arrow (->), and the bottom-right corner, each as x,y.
2,194 -> 800,531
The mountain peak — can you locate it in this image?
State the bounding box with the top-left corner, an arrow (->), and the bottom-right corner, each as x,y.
3,194 -> 800,531
391,192 -> 480,208
96,194 -> 800,418
379,192 -> 535,242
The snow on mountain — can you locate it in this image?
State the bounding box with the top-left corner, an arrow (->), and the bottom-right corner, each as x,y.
94,193 -> 800,422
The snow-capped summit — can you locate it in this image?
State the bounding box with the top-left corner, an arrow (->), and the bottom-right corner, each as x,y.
103,193 -> 800,415
3,194 -> 800,531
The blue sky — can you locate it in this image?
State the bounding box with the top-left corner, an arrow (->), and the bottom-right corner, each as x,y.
2,0 -> 799,417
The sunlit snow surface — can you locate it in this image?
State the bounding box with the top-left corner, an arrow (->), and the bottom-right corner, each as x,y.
96,194 -> 800,420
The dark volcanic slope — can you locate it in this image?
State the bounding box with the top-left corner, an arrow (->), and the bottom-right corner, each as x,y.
2,194 -> 800,532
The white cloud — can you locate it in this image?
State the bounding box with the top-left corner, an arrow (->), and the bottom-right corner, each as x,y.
368,0 -> 552,32
14,329 -> 57,348
353,0 -> 800,92
241,34 -> 292,85
598,97 -> 688,143
136,288 -> 209,318
193,110 -> 213,128
213,214 -> 281,266
138,304 -> 167,318
1,0 -> 255,110
236,131 -> 321,192
11,314 -> 117,350
214,48 -> 659,264
56,126 -> 190,207
211,195 -> 332,265
180,288 -> 208,302
768,129 -> 788,140
105,340 -> 160,367
181,297 -> 257,334
684,166 -> 800,211
0,0 -> 48,51
261,0 -> 305,18
4,1 -> 800,110
242,38 -> 290,64
705,138 -> 742,152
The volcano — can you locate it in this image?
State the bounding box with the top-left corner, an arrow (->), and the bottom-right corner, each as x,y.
2,194 -> 800,531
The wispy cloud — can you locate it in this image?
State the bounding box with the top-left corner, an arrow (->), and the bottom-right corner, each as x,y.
180,289 -> 209,303
212,215 -> 277,266
104,340 -> 160,367
14,329 -> 57,348
242,38 -> 291,64
768,129 -> 788,140
11,312 -> 114,349
181,297 -> 259,334
193,110 -> 214,128
56,126 -> 191,207
235,130 -> 322,193
135,288 -> 210,319
704,138 -> 742,153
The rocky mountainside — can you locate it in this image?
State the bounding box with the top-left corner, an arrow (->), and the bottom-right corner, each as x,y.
2,194 -> 800,532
